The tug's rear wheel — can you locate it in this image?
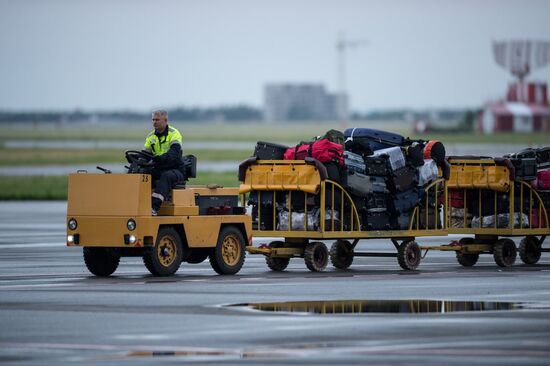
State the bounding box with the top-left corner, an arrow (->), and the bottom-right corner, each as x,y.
209,226 -> 246,275
304,242 -> 329,272
143,227 -> 183,276
83,247 -> 120,277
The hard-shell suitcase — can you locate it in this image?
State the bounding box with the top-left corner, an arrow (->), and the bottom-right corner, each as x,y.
367,192 -> 387,211
344,171 -> 386,197
537,147 -> 550,169
537,170 -> 550,190
344,127 -> 405,151
509,158 -> 537,181
417,159 -> 439,186
364,211 -> 392,230
344,151 -> 366,174
251,204 -> 275,230
364,156 -> 389,176
388,188 -> 420,214
372,146 -> 406,172
254,141 -> 289,160
386,166 -> 418,193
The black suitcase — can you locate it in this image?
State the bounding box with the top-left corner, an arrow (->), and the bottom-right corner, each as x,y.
364,211 -> 392,230
344,128 -> 405,151
388,188 -> 420,214
344,151 -> 366,174
402,143 -> 425,167
537,147 -> 550,169
344,171 -> 386,197
324,162 -> 342,183
509,158 -> 537,180
345,139 -> 374,157
367,192 -> 388,211
538,190 -> 550,210
386,166 -> 417,193
364,156 -> 389,176
251,204 -> 276,230
253,141 -> 288,160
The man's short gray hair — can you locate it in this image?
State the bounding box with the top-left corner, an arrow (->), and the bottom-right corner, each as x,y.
152,109 -> 168,119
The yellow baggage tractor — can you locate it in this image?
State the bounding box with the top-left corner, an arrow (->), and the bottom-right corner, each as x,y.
421,157 -> 549,267
66,152 -> 252,277
239,157 -> 448,271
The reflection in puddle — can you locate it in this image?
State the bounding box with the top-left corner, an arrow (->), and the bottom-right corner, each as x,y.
231,300 -> 539,314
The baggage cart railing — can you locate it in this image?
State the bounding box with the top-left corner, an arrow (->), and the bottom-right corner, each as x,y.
447,181 -> 549,235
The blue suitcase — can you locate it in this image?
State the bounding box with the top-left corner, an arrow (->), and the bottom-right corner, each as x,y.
344,128 -> 405,151
388,188 -> 420,214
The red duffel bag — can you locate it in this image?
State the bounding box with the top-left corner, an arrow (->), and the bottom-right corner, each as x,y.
284,139 -> 344,165
311,138 -> 344,165
284,143 -> 311,160
537,170 -> 550,190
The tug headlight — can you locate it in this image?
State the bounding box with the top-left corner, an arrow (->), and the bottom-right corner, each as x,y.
68,218 -> 78,231
127,219 -> 136,231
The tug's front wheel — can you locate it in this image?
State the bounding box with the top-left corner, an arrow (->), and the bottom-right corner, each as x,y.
83,247 -> 120,277
143,227 -> 183,276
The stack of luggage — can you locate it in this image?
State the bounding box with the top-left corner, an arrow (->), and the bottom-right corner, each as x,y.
448,147 -> 550,229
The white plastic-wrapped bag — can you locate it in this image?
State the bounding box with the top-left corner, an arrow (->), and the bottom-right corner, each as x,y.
417,159 -> 439,186
371,146 -> 405,171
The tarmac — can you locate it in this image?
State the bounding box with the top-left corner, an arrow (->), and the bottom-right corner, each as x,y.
1,201 -> 550,365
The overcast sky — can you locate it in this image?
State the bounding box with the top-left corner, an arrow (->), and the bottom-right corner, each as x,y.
1,0 -> 549,111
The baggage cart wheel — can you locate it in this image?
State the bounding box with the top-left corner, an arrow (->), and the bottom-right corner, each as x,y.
304,241 -> 329,272
83,247 -> 120,277
209,226 -> 246,275
456,238 -> 478,267
397,240 -> 421,270
329,240 -> 354,270
265,241 -> 290,271
456,252 -> 479,267
143,226 -> 183,276
519,236 -> 541,265
493,238 -> 517,267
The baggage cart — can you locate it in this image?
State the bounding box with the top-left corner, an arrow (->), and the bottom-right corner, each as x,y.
239,158 -> 448,272
420,157 -> 549,267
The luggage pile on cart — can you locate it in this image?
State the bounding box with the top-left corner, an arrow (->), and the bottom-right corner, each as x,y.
447,147 -> 550,230
248,128 -> 448,233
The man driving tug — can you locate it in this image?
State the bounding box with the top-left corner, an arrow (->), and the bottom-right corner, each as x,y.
144,109 -> 186,215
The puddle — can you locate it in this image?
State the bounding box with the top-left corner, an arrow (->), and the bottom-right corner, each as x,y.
230,300 -> 547,314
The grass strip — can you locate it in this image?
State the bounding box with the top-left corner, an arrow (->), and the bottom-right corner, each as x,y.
0,172 -> 240,200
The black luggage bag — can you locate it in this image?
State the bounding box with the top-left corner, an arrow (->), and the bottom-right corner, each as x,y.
509,158 -> 537,181
386,166 -> 417,193
344,128 -> 405,151
254,141 -> 288,160
364,211 -> 392,230
367,192 -> 387,212
388,188 -> 420,214
419,207 -> 443,230
391,212 -> 412,230
364,156 -> 389,176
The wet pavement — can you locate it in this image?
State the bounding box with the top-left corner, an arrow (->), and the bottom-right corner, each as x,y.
1,201 -> 550,365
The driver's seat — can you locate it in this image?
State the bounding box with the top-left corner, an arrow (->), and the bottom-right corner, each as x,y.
174,155 -> 197,189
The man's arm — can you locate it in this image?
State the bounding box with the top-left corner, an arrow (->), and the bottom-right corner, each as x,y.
153,143 -> 182,167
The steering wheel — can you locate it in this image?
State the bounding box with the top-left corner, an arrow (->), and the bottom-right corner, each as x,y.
125,150 -> 154,165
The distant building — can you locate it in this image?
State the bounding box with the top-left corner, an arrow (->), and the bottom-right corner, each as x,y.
479,82 -> 550,134
263,83 -> 347,122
